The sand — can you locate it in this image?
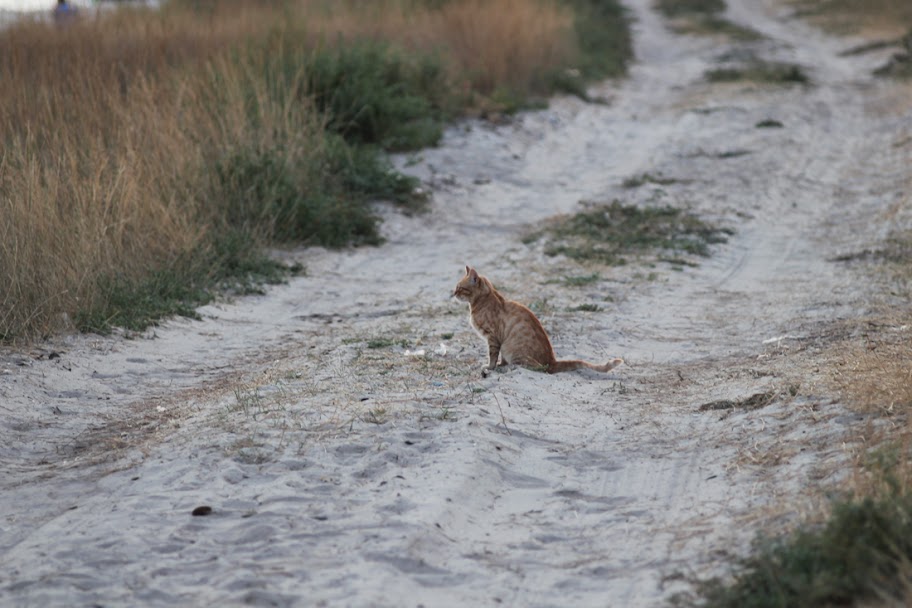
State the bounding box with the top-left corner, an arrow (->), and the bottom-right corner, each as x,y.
2,0 -> 911,606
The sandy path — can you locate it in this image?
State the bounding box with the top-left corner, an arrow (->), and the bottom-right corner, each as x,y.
2,0 -> 910,606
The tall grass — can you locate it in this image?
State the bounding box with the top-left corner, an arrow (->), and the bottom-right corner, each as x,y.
0,0 -> 631,340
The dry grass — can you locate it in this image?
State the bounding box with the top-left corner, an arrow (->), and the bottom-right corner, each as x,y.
0,3 -> 289,338
835,330 -> 912,417
789,0 -> 912,38
302,0 -> 578,96
0,0 -> 589,341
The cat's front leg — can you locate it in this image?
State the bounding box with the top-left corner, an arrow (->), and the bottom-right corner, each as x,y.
482,339 -> 501,377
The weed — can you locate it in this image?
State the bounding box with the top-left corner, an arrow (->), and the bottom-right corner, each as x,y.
367,337 -> 410,349
526,200 -> 733,265
529,299 -> 554,315
561,0 -> 633,81
706,61 -> 811,84
715,149 -> 752,159
660,256 -> 699,268
755,119 -> 785,128
570,303 -> 602,312
655,0 -> 760,40
74,265 -> 207,334
682,482 -> 912,608
655,0 -> 725,16
683,16 -> 762,40
363,406 -> 388,425
699,391 -> 777,412
563,273 -> 601,286
622,172 -> 680,188
307,42 -> 446,152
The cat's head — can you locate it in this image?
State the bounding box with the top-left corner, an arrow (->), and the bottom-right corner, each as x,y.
453,266 -> 488,301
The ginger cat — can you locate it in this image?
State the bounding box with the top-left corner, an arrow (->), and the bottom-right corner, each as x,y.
453,266 -> 623,376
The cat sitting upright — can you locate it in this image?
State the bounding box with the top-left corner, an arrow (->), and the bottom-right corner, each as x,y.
453,266 -> 623,376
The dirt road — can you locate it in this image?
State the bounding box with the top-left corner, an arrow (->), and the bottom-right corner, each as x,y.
2,0 -> 910,605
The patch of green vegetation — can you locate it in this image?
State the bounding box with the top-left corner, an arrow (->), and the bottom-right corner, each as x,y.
688,16 -> 762,40
680,476 -> 912,608
526,200 -> 733,265
75,245 -> 298,334
755,119 -> 784,128
655,0 -> 724,16
528,298 -> 553,315
551,0 -> 633,99
441,332 -> 454,340
715,149 -> 752,159
307,42 -> 448,152
366,337 -> 410,349
570,303 -> 602,312
656,0 -> 760,40
622,172 -> 680,188
706,61 -> 810,84
660,256 -> 699,268
75,267 -> 207,334
563,273 -> 601,286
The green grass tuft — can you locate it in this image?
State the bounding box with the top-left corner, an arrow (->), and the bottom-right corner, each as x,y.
307,42 -> 448,152
622,172 -> 680,188
655,0 -> 725,16
686,487 -> 912,608
570,303 -> 602,312
563,273 -> 602,286
527,200 -> 732,265
366,337 -> 411,349
565,0 -> 633,80
707,61 -> 810,84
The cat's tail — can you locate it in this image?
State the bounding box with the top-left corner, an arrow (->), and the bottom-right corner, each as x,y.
548,358 -> 624,374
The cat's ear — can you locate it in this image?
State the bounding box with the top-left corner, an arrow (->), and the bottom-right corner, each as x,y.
466,266 -> 479,283
465,265 -> 471,275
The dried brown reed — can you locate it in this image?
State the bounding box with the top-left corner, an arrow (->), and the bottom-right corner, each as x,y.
0,0 -> 580,340
296,0 -> 577,95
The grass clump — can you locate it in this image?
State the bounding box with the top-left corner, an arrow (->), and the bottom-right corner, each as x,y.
525,201 -> 732,265
563,273 -> 601,286
307,42 -> 447,151
706,61 -> 811,84
570,303 -> 602,312
655,0 -> 725,16
684,460 -> 912,608
655,0 -> 761,40
366,337 -> 411,349
570,0 -> 633,79
622,172 -> 680,188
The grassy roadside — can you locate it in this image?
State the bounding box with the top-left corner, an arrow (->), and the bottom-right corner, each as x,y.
0,0 -> 632,341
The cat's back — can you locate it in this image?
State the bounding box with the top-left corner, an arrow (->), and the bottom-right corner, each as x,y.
499,298 -> 554,363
